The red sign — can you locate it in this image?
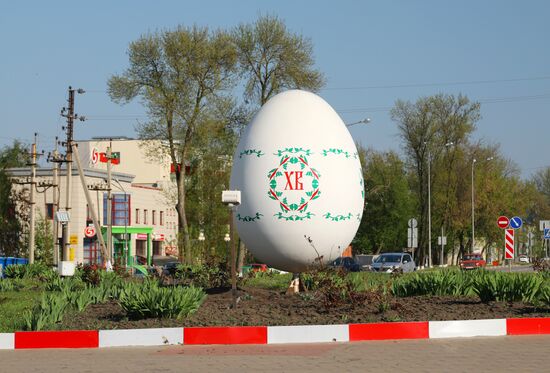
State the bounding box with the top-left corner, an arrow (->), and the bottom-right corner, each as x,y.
99,152 -> 121,165
136,234 -> 148,240
154,233 -> 165,241
505,229 -> 514,259
84,226 -> 96,238
497,216 -> 510,229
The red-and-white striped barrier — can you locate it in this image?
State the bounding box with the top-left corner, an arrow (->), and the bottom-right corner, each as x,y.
505,228 -> 515,259
0,317 -> 548,349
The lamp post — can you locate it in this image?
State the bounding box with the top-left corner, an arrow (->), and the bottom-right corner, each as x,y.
346,118 -> 371,128
471,156 -> 493,253
198,230 -> 205,261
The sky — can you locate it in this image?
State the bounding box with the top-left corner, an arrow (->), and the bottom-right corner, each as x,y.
1,0 -> 548,178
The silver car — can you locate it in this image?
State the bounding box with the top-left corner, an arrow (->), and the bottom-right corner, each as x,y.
370,253 -> 416,273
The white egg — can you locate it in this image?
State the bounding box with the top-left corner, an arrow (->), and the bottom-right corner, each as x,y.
230,90 -> 364,273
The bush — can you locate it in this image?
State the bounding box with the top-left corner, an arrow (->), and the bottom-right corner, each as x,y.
119,280 -> 205,319
173,262 -> 229,289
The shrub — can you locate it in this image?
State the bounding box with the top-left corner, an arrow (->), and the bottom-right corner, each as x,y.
119,280 -> 205,319
174,262 -> 229,289
4,263 -> 51,279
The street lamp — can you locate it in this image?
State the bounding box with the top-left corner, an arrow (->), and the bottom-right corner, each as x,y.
471,156 -> 493,253
346,118 -> 371,127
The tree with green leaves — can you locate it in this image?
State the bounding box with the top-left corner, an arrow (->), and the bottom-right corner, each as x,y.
108,26 -> 238,263
391,94 -> 480,265
233,14 -> 325,106
354,148 -> 415,254
0,140 -> 30,256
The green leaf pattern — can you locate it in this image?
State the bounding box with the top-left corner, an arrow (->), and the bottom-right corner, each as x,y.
323,212 -> 353,221
237,212 -> 263,222
239,149 -> 264,158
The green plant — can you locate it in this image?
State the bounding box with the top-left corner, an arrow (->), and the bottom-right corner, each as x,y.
119,280 -> 206,319
4,265 -> 26,279
22,293 -> 69,331
174,262 -> 229,289
471,271 -> 544,303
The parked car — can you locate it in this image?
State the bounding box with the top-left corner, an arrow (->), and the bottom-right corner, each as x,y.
370,253 -> 416,273
328,256 -> 362,272
459,254 -> 486,270
519,255 -> 529,263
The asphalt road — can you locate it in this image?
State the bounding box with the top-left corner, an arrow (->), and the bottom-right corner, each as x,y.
1,335 -> 548,372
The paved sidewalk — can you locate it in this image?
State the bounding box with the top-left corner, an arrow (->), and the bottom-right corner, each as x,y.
0,335 -> 548,372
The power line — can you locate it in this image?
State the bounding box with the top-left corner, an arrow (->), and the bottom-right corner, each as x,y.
336,92 -> 550,114
324,75 -> 550,91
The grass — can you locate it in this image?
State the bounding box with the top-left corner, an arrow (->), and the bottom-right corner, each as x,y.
0,280 -> 43,332
242,272 -> 293,291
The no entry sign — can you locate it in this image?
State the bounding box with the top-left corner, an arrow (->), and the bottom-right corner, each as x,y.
505,229 -> 514,259
497,216 -> 509,229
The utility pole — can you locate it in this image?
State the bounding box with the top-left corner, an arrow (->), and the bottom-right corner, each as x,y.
106,142 -> 113,263
60,86 -> 85,261
48,137 -> 62,266
72,143 -> 109,262
28,133 -> 38,264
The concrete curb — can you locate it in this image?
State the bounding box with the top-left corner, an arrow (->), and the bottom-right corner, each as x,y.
2,317 -> 549,349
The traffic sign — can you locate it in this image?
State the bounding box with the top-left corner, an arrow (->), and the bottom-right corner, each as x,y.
545,228 -> 550,240
84,226 -> 96,238
505,229 -> 515,259
540,220 -> 550,231
437,236 -> 447,245
497,216 -> 509,229
408,218 -> 417,228
509,216 -> 522,229
407,227 -> 418,248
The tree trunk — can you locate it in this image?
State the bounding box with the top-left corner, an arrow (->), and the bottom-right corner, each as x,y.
237,240 -> 247,274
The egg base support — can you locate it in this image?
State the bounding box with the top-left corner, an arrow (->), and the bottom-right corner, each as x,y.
1,317 -> 549,349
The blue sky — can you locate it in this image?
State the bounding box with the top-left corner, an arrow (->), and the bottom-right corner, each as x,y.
1,0 -> 548,178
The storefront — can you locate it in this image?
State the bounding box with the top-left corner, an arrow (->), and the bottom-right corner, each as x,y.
100,226 -> 153,266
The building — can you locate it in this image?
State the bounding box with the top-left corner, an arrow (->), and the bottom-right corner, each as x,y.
8,138 -> 178,266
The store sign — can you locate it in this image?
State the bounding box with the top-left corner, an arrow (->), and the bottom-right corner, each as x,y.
91,148 -> 99,165
136,233 -> 148,240
153,233 -> 165,241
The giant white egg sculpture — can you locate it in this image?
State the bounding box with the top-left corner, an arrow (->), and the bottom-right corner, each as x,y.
230,90 -> 364,273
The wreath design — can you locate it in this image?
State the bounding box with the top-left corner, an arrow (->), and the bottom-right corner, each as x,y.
267,148 -> 321,220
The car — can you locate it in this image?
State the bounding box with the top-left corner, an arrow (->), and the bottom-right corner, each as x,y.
518,255 -> 529,263
459,253 -> 486,270
370,253 -> 416,273
328,256 -> 362,272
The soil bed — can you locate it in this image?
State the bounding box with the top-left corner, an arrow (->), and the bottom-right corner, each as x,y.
57,286 -> 550,331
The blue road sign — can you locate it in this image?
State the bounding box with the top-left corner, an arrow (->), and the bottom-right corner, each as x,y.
510,216 -> 523,229
545,228 -> 550,239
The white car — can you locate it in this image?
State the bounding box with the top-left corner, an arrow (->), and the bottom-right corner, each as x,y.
519,255 -> 529,263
